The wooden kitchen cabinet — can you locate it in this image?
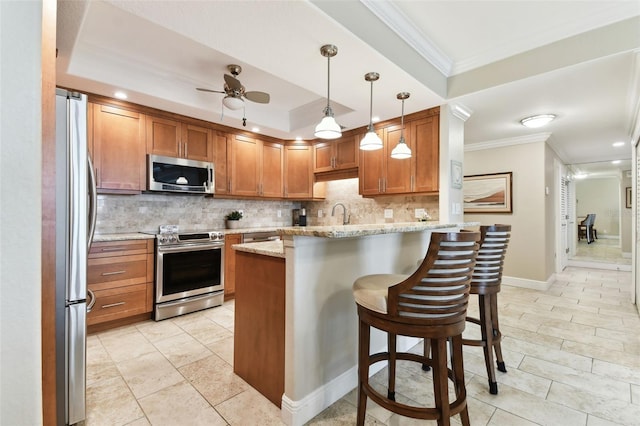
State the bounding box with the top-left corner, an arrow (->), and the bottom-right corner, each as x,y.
91,103 -> 146,193
229,134 -> 283,198
359,111 -> 439,196
313,132 -> 359,173
224,233 -> 242,298
214,131 -> 231,195
284,143 -> 314,199
87,239 -> 154,332
146,114 -> 213,162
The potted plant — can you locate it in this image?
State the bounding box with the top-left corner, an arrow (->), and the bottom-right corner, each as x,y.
225,210 -> 243,229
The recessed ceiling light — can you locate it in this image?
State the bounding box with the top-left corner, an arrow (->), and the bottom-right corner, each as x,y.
612,141 -> 625,147
252,127 -> 260,133
114,91 -> 128,100
574,173 -> 588,179
611,160 -> 621,164
520,114 -> 556,128
295,136 -> 302,141
372,116 -> 380,123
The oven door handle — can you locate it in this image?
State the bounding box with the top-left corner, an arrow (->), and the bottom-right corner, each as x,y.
157,243 -> 224,254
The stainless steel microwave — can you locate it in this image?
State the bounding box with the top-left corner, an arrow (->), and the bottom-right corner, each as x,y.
148,154 -> 214,194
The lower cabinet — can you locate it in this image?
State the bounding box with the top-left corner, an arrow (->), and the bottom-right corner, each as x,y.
87,239 -> 154,332
224,233 -> 242,298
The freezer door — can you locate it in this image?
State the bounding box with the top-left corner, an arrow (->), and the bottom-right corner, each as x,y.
66,302 -> 86,425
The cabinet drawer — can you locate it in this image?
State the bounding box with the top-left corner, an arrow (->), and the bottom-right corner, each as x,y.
88,254 -> 148,288
87,283 -> 148,325
89,240 -> 153,258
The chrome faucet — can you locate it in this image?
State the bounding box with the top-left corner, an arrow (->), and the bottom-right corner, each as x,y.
331,203 -> 350,225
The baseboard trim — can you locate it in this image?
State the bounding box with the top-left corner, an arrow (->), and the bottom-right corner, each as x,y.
567,259 -> 631,271
502,275 -> 553,291
281,337 -> 420,425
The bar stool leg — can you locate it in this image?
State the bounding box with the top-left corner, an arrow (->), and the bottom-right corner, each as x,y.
490,294 -> 507,373
423,338 -> 431,371
432,338 -> 450,426
450,335 -> 470,426
388,332 -> 396,401
357,318 -> 369,426
480,295 -> 498,394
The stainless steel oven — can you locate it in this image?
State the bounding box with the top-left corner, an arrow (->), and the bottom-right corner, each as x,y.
154,226 -> 225,320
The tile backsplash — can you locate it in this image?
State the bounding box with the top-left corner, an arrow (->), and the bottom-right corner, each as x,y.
95,178 -> 439,234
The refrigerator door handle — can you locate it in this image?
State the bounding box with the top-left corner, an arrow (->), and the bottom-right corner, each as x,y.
87,155 -> 97,251
86,288 -> 96,313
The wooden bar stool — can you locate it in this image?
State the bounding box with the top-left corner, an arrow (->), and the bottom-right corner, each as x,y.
461,224 -> 511,395
352,231 -> 480,426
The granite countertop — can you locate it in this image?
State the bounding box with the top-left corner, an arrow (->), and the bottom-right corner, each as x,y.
277,221 -> 478,239
233,240 -> 285,258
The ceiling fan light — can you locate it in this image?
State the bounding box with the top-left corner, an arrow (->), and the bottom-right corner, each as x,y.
391,137 -> 412,159
222,96 -> 244,110
520,114 -> 555,128
360,129 -> 383,150
314,115 -> 342,139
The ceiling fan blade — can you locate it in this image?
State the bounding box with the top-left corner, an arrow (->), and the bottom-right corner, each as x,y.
224,74 -> 243,91
244,91 -> 270,104
196,87 -> 225,94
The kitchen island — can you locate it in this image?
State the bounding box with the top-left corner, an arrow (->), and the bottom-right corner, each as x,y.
233,221 -> 478,426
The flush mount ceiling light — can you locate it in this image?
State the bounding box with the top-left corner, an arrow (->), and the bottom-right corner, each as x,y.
314,44 -> 342,140
360,72 -> 383,151
520,114 -> 556,128
612,141 -> 625,147
391,92 -> 412,159
222,96 -> 244,110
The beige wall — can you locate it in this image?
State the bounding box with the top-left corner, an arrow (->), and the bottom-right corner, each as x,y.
465,141 -> 551,283
621,171 -> 632,254
576,177 -> 620,236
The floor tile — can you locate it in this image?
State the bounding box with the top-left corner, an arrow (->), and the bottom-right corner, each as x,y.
178,354 -> 249,407
116,351 -> 185,399
85,376 -> 145,426
214,386 -> 284,425
138,380 -> 227,426
152,332 -> 212,368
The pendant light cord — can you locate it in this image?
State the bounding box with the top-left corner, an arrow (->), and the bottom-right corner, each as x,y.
400,98 -> 405,140
326,55 -> 331,111
368,80 -> 374,131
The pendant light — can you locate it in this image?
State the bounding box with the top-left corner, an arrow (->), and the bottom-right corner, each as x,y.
314,44 -> 342,139
360,72 -> 383,150
391,92 -> 411,159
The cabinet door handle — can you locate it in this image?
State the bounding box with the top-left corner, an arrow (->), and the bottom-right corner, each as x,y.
101,301 -> 125,309
99,247 -> 123,252
228,179 -> 231,192
101,270 -> 126,276
184,142 -> 188,158
378,178 -> 381,193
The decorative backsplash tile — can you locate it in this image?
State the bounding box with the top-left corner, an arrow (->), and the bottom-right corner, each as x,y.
95,178 -> 439,234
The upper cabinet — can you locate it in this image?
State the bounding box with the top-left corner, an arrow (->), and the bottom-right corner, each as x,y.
284,143 -> 314,199
313,133 -> 359,173
359,110 -> 439,196
214,131 -> 231,195
91,103 -> 146,193
146,115 -> 213,162
229,134 -> 283,198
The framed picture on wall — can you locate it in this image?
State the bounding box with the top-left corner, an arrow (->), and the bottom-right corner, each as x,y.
463,172 -> 513,213
626,186 -> 632,209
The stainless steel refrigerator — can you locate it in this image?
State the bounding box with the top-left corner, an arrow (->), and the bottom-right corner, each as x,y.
55,88 -> 97,425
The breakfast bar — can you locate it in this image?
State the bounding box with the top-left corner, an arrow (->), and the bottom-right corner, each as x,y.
233,221 -> 478,425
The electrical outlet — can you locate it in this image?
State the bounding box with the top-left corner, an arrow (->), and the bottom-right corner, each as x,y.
384,209 -> 393,219
415,208 -> 426,218
277,210 -> 282,218
318,209 -> 323,218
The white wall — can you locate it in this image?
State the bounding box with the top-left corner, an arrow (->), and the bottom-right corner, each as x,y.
621,171 -> 632,254
0,1 -> 44,424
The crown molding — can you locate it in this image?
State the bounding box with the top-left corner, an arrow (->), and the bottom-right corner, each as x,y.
465,132 -> 551,152
449,103 -> 472,122
360,0 -> 453,76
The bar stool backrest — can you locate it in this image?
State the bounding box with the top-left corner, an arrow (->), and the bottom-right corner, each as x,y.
387,231 -> 479,326
472,224 -> 511,294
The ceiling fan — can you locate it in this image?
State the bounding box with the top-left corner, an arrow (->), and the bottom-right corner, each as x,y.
197,64 -> 270,111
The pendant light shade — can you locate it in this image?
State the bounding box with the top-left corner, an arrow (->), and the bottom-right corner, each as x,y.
360,72 -> 383,151
222,96 -> 244,110
315,45 -> 342,140
391,92 -> 411,159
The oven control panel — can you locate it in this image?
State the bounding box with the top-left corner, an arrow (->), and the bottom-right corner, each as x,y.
156,225 -> 224,246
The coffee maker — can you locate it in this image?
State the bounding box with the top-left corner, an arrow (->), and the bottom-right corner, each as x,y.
292,208 -> 307,226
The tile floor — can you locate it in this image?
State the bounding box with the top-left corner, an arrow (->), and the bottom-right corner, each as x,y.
572,237 -> 631,268
84,265 -> 638,425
